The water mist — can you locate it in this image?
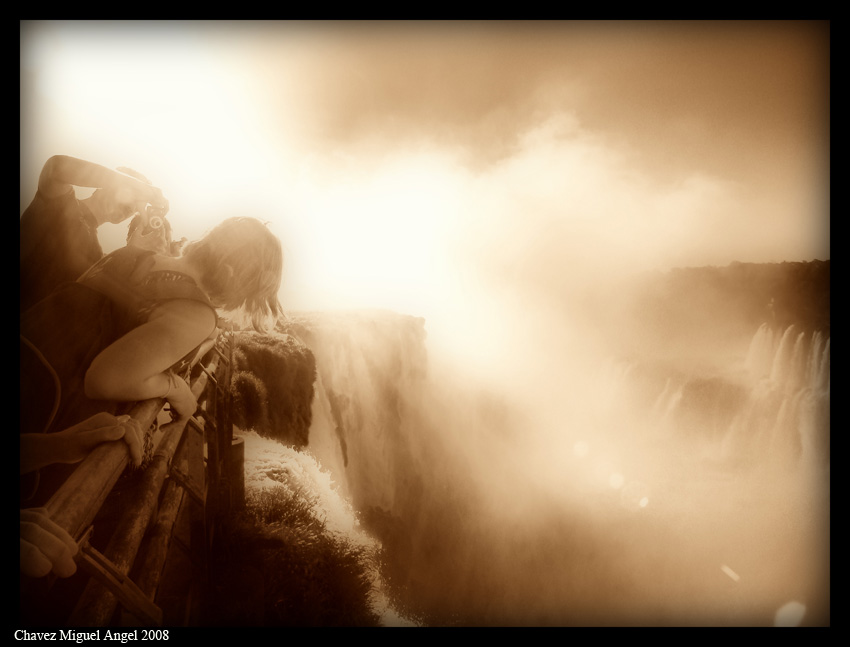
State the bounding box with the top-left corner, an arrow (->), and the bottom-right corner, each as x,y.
296,290 -> 829,626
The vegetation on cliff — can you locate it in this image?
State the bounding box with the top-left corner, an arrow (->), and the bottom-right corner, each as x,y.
589,259 -> 830,367
204,486 -> 380,627
643,259 -> 829,336
230,331 -> 316,447
205,483 -> 382,626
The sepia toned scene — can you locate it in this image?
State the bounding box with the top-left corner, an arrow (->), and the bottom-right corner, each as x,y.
19,20 -> 829,629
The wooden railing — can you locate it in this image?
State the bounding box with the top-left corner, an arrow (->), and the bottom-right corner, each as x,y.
38,330 -> 239,627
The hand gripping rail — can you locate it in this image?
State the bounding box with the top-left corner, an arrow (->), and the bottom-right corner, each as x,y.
45,341 -> 225,626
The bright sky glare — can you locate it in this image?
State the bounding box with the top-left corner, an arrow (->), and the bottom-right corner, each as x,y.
20,20 -> 830,373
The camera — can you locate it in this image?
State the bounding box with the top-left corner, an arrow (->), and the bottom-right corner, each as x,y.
144,205 -> 166,231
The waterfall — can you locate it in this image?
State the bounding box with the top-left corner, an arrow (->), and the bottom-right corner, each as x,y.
591,323 -> 830,472
648,323 -> 831,470
650,377 -> 684,437
305,371 -> 352,501
812,336 -> 830,394
745,322 -> 777,380
744,324 -> 830,468
268,311 -> 829,626
769,325 -> 800,389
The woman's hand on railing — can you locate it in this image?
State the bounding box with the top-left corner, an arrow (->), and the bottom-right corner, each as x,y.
165,374 -> 198,421
20,508 -> 78,578
20,412 -> 144,474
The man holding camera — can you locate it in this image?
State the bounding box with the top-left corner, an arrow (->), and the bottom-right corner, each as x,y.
20,155 -> 170,312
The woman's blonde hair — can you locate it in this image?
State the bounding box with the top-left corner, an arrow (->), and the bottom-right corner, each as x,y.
183,217 -> 283,331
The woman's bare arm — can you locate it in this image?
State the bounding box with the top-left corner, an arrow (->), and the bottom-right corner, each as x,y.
84,299 -> 216,404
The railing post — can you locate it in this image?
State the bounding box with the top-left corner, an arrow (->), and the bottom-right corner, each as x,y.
230,436 -> 245,511
61,352 -> 218,626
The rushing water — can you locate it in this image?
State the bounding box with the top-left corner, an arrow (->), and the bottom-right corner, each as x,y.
252,319 -> 830,626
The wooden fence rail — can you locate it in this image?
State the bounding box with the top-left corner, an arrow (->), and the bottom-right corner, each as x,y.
34,332 -> 237,627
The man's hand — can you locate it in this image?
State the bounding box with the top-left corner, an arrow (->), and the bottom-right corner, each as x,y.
20,412 -> 144,474
20,508 -> 78,578
56,413 -> 144,466
115,165 -> 170,217
108,179 -> 169,225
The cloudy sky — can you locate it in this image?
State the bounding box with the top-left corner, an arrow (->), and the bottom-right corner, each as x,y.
20,20 -> 830,368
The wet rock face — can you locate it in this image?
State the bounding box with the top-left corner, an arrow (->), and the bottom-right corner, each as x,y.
672,376 -> 751,441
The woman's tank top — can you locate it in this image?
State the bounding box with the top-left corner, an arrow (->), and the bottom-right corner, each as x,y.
20,246 -> 217,437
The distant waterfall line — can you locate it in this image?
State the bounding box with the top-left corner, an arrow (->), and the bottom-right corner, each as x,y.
598,323 -> 830,468
746,323 -> 830,395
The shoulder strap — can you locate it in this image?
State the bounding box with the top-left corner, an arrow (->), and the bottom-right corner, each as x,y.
20,335 -> 61,436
